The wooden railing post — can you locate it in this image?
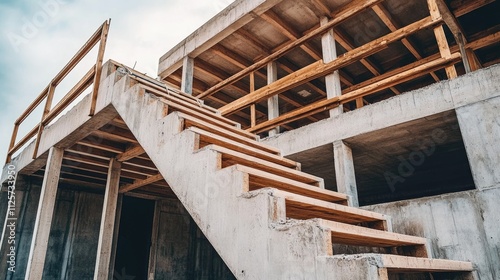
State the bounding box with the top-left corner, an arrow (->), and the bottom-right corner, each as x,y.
89,19 -> 111,116
250,72 -> 256,128
6,124 -> 19,163
427,0 -> 458,79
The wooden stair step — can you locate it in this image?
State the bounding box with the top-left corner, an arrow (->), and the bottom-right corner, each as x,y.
141,84 -> 245,132
236,165 -> 347,204
378,254 -> 473,273
134,78 -> 221,115
271,189 -> 388,229
191,128 -> 298,169
208,145 -> 320,183
320,219 -> 427,249
181,113 -> 278,154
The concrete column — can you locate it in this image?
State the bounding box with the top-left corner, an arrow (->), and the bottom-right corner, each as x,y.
181,56 -> 194,94
267,61 -> 280,136
25,147 -> 64,280
333,141 -> 359,207
93,158 -> 121,280
456,98 -> 500,190
320,17 -> 343,117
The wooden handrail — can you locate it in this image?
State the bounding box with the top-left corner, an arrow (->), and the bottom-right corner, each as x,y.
6,20 -> 110,164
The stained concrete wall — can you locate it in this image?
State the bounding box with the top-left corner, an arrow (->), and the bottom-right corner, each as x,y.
0,177 -> 234,280
359,187 -> 500,280
155,199 -> 234,279
0,177 -> 103,280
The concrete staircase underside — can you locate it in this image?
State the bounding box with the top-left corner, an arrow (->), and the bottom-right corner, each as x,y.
10,62 -> 476,279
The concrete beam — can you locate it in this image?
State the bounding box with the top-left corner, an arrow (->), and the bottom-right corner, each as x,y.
333,141 -> 359,207
93,158 -> 121,280
25,147 -> 64,280
158,0 -> 284,78
267,61 -> 279,136
180,56 -> 194,94
320,17 -> 343,117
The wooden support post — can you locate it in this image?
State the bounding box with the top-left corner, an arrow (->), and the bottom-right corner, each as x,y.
333,141 -> 359,207
25,147 -> 64,280
147,200 -> 160,280
6,124 -> 19,163
457,33 -> 472,73
267,62 -> 279,136
250,72 -> 256,128
320,17 -> 343,117
427,0 -> 458,79
93,158 -> 121,280
89,19 -> 111,116
109,194 -> 123,279
466,49 -> 482,71
181,56 -> 194,95
356,98 -> 364,109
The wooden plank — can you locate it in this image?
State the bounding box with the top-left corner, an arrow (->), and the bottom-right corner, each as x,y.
119,173 -> 163,193
428,0 -> 458,79
192,127 -> 297,168
220,16 -> 441,115
380,254 -> 473,272
25,147 -> 64,280
250,72 -> 257,128
272,189 -> 387,224
198,0 -> 384,99
371,3 -> 441,82
147,201 -> 160,280
180,112 -> 280,155
116,144 -> 145,162
141,84 -> 242,129
212,145 -> 320,183
89,19 -> 111,116
450,0 -> 494,17
43,66 -> 95,126
434,0 -> 476,72
247,52 -> 461,134
93,158 -> 121,280
236,164 -> 348,203
321,220 -> 428,248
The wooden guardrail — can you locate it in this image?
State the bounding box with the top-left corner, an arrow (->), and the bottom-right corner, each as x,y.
6,20 -> 110,163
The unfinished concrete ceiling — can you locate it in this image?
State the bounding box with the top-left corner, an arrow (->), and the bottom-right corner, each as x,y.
158,0 -> 500,132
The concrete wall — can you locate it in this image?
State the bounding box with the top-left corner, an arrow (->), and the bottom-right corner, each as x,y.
359,187 -> 500,280
0,177 -> 104,280
0,177 -> 234,280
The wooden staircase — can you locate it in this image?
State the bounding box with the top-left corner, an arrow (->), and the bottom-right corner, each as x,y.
107,65 -> 475,279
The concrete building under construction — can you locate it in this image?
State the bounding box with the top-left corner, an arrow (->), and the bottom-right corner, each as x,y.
1,0 -> 499,279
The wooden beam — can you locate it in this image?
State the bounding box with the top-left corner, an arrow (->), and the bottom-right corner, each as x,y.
116,145 -> 145,162
371,3 -> 441,82
198,0 -> 383,99
247,52 -> 461,133
260,10 -> 322,60
221,16 -> 441,115
428,0 -> 458,79
119,173 -> 164,193
434,0 -> 476,72
93,158 -> 121,280
250,72 -> 256,128
211,44 -> 321,122
450,0 -> 494,17
25,147 -> 64,280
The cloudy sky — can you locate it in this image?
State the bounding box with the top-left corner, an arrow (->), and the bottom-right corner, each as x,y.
0,0 -> 234,164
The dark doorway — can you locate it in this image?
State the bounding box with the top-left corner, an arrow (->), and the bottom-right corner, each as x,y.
113,196 -> 155,280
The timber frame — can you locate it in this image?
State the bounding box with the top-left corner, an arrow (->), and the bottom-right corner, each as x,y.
6,20 -> 111,163
158,0 -> 499,136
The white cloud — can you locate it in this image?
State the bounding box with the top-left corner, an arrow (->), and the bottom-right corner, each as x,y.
0,0 -> 233,167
